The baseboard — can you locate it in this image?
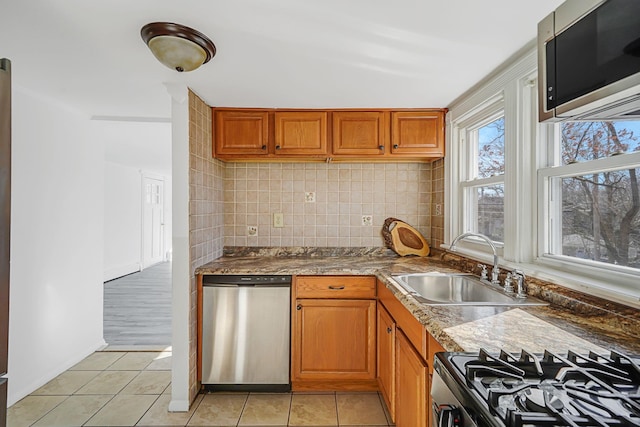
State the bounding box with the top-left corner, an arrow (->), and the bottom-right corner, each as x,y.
168,399 -> 190,412
103,263 -> 141,282
291,379 -> 379,392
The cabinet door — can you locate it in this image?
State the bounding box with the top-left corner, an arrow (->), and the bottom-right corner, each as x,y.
214,110 -> 269,156
293,299 -> 376,380
274,111 -> 328,155
396,330 -> 427,427
332,111 -> 386,156
377,303 -> 396,422
427,333 -> 445,427
391,111 -> 444,157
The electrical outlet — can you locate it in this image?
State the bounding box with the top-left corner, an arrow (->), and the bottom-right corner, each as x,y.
273,213 -> 284,228
435,203 -> 442,216
247,226 -> 258,236
305,192 -> 316,203
362,215 -> 373,226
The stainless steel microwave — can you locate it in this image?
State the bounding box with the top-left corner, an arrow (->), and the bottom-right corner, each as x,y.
538,0 -> 640,122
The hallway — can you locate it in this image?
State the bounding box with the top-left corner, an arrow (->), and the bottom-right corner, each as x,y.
103,262 -> 172,346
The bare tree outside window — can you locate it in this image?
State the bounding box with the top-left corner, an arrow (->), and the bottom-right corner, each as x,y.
474,118 -> 505,241
560,121 -> 640,268
478,117 -> 505,178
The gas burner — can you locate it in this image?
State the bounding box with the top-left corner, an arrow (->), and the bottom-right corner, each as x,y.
438,348 -> 640,427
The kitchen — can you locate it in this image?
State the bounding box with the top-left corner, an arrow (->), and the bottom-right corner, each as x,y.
2,0 -> 640,426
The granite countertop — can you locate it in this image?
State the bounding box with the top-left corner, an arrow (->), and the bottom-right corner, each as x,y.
196,249 -> 640,356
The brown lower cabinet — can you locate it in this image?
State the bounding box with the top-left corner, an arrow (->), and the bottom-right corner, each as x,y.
291,276 -> 378,391
396,329 -> 428,427
377,279 -> 444,427
377,303 -> 396,420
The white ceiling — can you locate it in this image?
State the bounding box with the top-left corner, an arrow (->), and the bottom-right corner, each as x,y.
1,0 -> 565,120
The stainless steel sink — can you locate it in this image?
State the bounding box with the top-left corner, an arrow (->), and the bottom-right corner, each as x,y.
392,272 -> 548,306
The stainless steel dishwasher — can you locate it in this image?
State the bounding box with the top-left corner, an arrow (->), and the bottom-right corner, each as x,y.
201,275 -> 291,391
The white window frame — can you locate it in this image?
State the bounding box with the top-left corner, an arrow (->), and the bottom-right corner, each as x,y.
537,144 -> 640,300
445,45 -> 640,308
459,107 -> 506,242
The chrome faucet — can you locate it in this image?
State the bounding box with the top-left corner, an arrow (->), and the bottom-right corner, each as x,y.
512,269 -> 527,298
450,232 -> 500,287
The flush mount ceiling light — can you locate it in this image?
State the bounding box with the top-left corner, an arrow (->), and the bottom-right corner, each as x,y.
141,22 -> 216,72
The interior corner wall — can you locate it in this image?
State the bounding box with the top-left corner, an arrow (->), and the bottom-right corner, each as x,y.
103,162 -> 142,282
8,86 -> 105,406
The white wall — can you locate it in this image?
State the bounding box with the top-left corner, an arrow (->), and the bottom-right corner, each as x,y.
8,87 -> 104,406
103,162 -> 142,281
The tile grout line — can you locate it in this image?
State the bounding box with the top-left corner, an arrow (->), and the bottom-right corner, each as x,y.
81,393 -> 120,427
27,351 -> 130,427
236,392 -> 250,427
132,393 -> 163,427
334,391 -> 339,427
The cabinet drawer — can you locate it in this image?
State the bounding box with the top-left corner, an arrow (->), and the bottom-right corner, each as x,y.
295,276 -> 376,299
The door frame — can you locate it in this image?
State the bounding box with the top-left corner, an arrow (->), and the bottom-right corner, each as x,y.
141,173 -> 166,269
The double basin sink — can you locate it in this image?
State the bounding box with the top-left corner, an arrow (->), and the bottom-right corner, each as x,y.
392,272 -> 548,306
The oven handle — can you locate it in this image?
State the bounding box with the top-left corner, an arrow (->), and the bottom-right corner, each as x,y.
437,404 -> 462,427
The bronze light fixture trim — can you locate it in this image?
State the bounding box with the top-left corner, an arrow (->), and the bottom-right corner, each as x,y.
141,22 -> 216,72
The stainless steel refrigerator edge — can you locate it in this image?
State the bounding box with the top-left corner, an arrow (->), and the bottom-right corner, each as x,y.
201,276 -> 291,392
0,58 -> 11,426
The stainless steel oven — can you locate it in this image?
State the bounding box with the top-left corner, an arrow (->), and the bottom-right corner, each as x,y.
432,369 -> 476,427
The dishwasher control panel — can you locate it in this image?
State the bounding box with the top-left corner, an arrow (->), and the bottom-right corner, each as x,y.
203,275 -> 292,285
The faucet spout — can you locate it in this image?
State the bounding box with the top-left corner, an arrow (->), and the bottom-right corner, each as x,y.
449,232 -> 500,286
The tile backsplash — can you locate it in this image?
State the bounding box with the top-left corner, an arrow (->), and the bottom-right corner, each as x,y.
223,162 -> 432,247
430,158 -> 444,249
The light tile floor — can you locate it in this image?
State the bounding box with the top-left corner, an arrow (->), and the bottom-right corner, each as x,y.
8,350 -> 393,427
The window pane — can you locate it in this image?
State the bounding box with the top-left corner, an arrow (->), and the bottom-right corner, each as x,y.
477,117 -> 505,178
561,121 -> 640,165
559,167 -> 640,268
472,184 -> 504,242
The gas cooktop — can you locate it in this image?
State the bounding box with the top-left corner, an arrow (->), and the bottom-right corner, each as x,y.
434,348 -> 640,427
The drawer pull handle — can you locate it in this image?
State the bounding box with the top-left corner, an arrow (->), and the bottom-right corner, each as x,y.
387,327 -> 392,334
328,285 -> 345,290
296,304 -> 302,310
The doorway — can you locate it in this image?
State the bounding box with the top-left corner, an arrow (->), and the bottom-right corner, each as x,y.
142,175 -> 165,269
101,119 -> 172,347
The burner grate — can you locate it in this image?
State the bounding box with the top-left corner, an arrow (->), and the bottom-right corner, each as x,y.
457,349 -> 640,427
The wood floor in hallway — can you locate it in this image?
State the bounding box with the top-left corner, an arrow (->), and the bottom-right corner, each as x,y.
103,262 -> 172,346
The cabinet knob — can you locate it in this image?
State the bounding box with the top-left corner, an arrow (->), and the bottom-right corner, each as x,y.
261,145 -> 266,150
378,145 -> 384,150
328,285 -> 345,290
296,304 -> 302,310
387,327 -> 392,334
393,144 -> 399,149
276,145 -> 281,150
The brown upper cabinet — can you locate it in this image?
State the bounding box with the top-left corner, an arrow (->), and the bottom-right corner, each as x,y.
391,111 -> 445,157
214,110 -> 269,156
274,111 -> 328,156
332,111 -> 387,156
212,107 -> 446,161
